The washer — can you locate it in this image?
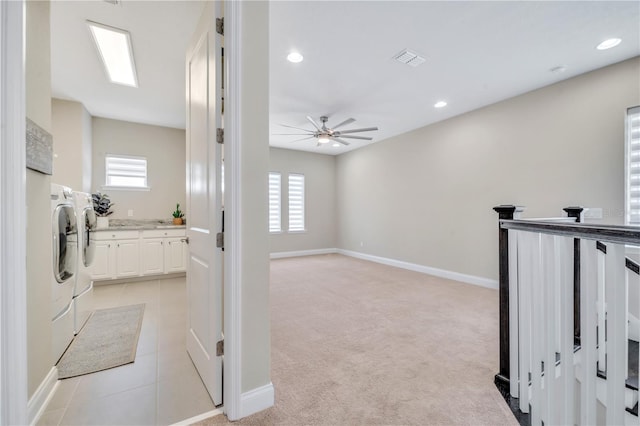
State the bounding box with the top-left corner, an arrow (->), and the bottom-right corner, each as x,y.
51,183 -> 77,363
72,191 -> 96,334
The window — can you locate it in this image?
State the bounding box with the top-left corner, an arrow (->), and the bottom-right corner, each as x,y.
288,174 -> 305,232
269,172 -> 281,232
627,106 -> 640,225
105,154 -> 148,189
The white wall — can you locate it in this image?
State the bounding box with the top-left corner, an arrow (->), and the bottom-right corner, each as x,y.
269,147 -> 337,253
51,98 -> 92,192
91,117 -> 186,220
336,57 -> 640,282
239,0 -> 271,394
25,0 -> 53,398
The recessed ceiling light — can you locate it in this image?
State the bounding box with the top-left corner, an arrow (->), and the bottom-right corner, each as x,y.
434,101 -> 447,108
87,21 -> 138,87
332,143 -> 340,147
287,52 -> 304,63
596,38 -> 622,50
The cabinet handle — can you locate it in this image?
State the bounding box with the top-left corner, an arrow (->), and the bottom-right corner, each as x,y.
108,244 -> 111,248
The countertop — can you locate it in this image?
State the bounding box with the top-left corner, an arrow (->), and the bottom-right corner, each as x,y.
94,219 -> 186,231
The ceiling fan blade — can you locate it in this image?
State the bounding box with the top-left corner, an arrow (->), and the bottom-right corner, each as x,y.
330,137 -> 350,146
306,116 -> 322,131
289,136 -> 316,143
337,135 -> 373,140
336,126 -> 378,134
272,133 -> 313,136
279,124 -> 314,132
331,118 -> 355,130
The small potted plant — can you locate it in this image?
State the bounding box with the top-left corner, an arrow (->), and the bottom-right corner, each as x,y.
172,203 -> 185,225
92,192 -> 114,229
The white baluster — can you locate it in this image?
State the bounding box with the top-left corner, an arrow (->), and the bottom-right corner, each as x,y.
633,255 -> 640,426
597,248 -> 606,373
580,240 -> 598,425
605,244 -> 626,425
559,236 -> 575,426
509,229 -> 520,398
530,232 -> 543,426
542,234 -> 556,425
518,231 -> 532,414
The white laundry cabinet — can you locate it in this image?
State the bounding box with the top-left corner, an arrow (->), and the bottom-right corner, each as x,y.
91,228 -> 187,281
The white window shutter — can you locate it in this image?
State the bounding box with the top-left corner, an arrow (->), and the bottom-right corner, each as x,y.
627,106 -> 640,225
269,172 -> 281,232
288,174 -> 305,232
105,155 -> 148,188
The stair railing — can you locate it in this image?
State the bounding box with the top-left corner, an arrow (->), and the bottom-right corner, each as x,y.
493,205 -> 640,425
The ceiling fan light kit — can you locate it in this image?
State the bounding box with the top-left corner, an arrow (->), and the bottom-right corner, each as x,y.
277,115 -> 379,148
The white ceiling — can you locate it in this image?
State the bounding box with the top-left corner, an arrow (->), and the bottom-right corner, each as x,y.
51,1 -> 640,154
51,1 -> 204,129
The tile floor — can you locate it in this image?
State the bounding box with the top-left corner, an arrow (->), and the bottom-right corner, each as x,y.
38,276 -> 216,426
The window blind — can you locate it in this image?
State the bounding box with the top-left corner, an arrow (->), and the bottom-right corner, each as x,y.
269,172 -> 281,232
105,155 -> 147,188
627,106 -> 640,225
288,174 -> 305,232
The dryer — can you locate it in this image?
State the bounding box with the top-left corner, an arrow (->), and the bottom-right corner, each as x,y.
72,191 -> 96,334
51,184 -> 77,363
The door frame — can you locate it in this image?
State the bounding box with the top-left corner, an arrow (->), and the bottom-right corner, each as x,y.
0,0 -> 28,424
222,0 -> 242,420
0,0 -> 245,423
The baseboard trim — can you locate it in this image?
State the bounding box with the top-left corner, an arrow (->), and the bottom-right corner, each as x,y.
270,248 -> 337,259
337,249 -> 498,290
239,382 -> 274,419
170,408 -> 225,426
27,367 -> 58,425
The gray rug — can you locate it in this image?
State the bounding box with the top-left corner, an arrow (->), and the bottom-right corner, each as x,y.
57,304 -> 145,379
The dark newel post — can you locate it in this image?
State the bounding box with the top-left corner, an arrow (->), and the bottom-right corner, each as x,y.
493,205 -> 523,390
563,206 -> 584,345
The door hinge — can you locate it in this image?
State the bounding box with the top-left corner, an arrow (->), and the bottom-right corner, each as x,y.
216,17 -> 224,35
216,339 -> 224,356
216,128 -> 224,144
216,232 -> 224,249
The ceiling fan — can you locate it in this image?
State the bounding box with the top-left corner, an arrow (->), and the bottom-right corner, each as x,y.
275,116 -> 379,146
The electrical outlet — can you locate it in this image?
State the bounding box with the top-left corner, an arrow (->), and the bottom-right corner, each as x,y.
127,209 -> 134,217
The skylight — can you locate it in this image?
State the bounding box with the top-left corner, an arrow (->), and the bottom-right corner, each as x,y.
88,21 -> 138,87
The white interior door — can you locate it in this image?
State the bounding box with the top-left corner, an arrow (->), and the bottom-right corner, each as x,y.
185,0 -> 223,406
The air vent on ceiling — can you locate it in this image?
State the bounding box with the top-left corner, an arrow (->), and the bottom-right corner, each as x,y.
393,49 -> 426,67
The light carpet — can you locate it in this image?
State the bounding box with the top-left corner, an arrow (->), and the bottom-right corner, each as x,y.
195,254 -> 517,425
57,303 -> 145,379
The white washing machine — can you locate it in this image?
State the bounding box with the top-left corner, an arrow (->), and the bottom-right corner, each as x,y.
51,184 -> 78,363
72,191 -> 96,334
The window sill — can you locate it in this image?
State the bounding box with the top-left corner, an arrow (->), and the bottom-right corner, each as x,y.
101,185 -> 151,192
288,230 -> 307,234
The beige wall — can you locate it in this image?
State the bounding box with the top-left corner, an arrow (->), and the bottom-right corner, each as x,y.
25,0 -> 53,398
269,148 -> 337,253
240,0 -> 271,394
91,117 -> 186,219
337,57 -> 640,282
51,98 -> 92,192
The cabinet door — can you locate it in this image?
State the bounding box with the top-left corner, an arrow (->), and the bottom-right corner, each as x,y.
116,239 -> 140,278
91,241 -> 115,280
165,238 -> 187,273
141,239 -> 164,275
